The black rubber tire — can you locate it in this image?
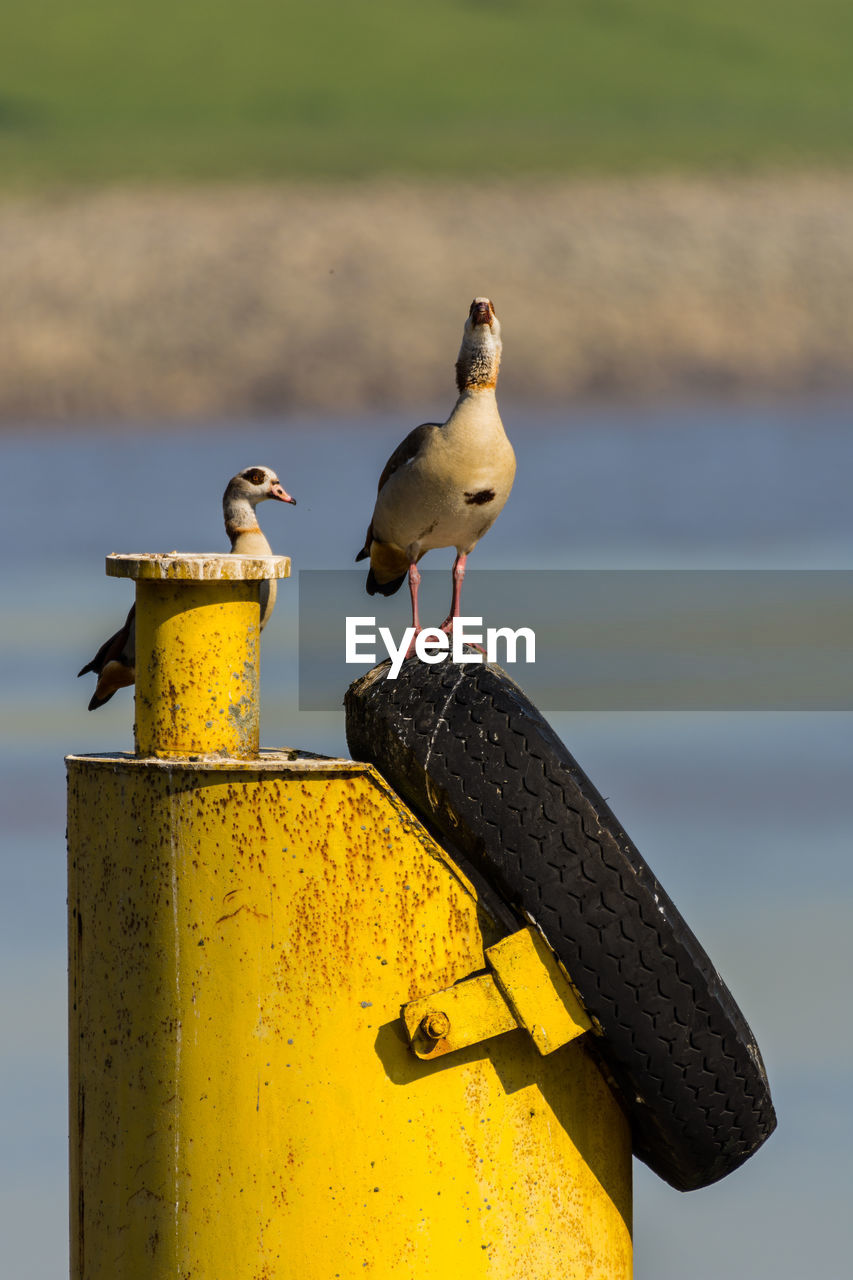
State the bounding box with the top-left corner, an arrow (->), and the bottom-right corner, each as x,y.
345,657 -> 777,1192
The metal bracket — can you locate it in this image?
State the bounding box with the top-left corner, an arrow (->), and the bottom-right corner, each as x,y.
403,925 -> 592,1061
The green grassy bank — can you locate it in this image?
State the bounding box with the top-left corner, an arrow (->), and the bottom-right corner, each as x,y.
3,1 -> 853,185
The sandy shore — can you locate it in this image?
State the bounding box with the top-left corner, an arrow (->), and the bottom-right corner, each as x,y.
1,174 -> 852,421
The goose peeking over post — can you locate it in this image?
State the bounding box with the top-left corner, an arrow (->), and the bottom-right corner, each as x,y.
223,465 -> 296,631
356,297 -> 515,640
78,465 -> 296,710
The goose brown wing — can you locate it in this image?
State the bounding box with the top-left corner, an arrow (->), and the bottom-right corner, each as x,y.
355,422 -> 441,560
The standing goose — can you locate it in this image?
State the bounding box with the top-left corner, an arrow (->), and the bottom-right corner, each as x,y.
356,297 -> 515,633
78,465 -> 296,710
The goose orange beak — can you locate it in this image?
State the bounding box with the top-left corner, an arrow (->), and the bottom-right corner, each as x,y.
270,482 -> 297,505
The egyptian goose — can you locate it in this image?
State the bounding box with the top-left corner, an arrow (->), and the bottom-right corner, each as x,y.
356,297 -> 515,632
223,465 -> 296,630
79,465 -> 295,710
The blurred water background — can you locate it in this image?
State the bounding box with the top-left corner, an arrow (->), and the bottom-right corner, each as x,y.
2,401 -> 852,1277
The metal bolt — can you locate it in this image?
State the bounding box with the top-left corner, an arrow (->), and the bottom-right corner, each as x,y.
421,1010 -> 451,1041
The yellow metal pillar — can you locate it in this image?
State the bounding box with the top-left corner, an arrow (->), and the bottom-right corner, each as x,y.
106,552 -> 291,758
67,553 -> 632,1280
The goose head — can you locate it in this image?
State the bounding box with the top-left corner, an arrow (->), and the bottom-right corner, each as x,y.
456,297 -> 502,393
223,465 -> 296,534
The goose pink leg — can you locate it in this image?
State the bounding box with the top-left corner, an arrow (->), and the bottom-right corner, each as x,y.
403,562 -> 422,659
409,562 -> 422,632
439,554 -> 467,633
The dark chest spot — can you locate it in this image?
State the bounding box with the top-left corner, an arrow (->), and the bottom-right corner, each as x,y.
464,488 -> 496,506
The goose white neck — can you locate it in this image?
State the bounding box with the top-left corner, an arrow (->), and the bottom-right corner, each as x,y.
223,493 -> 261,538
455,327 -> 502,393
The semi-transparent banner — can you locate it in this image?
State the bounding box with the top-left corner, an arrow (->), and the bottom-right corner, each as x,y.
297,569 -> 853,711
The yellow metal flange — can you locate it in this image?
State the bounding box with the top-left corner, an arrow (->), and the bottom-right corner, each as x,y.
403,924 -> 593,1061
406,972 -> 519,1059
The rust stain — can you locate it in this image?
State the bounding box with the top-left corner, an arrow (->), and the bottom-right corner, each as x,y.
215,903 -> 270,925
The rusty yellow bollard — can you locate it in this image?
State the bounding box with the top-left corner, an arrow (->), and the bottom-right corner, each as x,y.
106,552 -> 292,757
66,554 -> 632,1279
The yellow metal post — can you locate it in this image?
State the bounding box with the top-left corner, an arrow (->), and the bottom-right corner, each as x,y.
106,552 -> 291,758
67,553 -> 632,1279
